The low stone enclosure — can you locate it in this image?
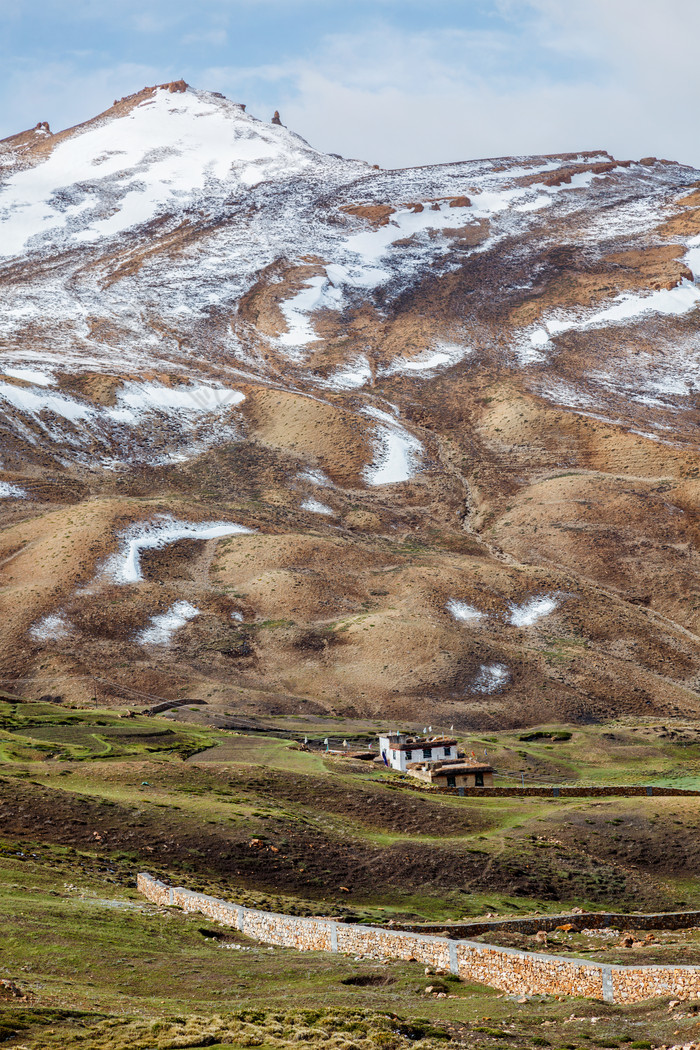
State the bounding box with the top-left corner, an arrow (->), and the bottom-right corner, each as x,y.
391,910 -> 700,937
138,873 -> 700,1005
401,784 -> 700,798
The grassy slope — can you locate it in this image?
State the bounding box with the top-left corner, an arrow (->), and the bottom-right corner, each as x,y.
2,848 -> 699,1050
1,702 -> 699,1047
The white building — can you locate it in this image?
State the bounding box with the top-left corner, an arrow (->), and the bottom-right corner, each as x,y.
378,732 -> 458,772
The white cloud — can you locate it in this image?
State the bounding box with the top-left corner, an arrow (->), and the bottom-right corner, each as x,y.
202,8 -> 700,167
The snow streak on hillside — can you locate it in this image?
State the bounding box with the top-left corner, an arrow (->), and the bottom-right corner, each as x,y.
1,81 -> 700,478
103,518 -> 254,584
0,376 -> 246,465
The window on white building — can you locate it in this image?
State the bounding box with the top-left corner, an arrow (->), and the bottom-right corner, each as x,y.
422,748 -> 432,759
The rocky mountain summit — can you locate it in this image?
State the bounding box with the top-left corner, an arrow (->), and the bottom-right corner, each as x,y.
1,80 -> 700,726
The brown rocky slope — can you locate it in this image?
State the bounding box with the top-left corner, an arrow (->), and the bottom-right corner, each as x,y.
1,82 -> 700,727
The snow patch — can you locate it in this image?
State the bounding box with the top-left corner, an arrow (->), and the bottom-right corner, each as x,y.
299,467 -> 332,487
383,341 -> 473,376
0,380 -> 94,422
362,405 -> 423,486
446,599 -> 485,622
527,280 -> 700,356
29,612 -> 74,641
106,381 -> 245,423
472,663 -> 509,694
319,354 -> 372,390
103,517 -> 255,585
0,481 -> 27,499
3,367 -> 54,386
278,275 -> 342,356
508,594 -> 559,627
136,601 -> 200,646
301,498 -> 334,516
584,280 -> 700,326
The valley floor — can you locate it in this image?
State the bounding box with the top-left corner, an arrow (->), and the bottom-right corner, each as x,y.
1,700 -> 699,1047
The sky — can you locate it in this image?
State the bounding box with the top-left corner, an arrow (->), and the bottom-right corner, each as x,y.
2,0 -> 700,170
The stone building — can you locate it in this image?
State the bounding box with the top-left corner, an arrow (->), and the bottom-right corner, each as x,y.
378,732 -> 458,772
408,758 -> 494,789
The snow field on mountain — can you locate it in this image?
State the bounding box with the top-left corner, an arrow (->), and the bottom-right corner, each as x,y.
1,98 -> 682,420
103,518 -> 254,584
271,163 -> 635,367
2,82 -> 698,494
0,87 -> 333,258
136,601 -> 200,646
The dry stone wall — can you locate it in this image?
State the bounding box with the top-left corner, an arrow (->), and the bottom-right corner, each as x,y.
137,873 -> 700,1004
395,909 -> 700,938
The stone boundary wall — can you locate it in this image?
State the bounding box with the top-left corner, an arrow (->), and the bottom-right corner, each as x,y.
392,910 -> 700,938
137,873 -> 700,1005
382,782 -> 700,799
442,786 -> 700,798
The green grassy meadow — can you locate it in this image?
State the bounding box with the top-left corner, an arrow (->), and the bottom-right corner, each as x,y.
1,699 -> 699,1047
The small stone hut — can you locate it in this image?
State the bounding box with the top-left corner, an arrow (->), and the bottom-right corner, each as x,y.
408,758 -> 494,789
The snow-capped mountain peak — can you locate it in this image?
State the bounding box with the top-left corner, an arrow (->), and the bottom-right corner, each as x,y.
0,81 -> 345,260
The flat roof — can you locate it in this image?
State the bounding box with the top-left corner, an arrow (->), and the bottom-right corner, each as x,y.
380,737 -> 457,752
